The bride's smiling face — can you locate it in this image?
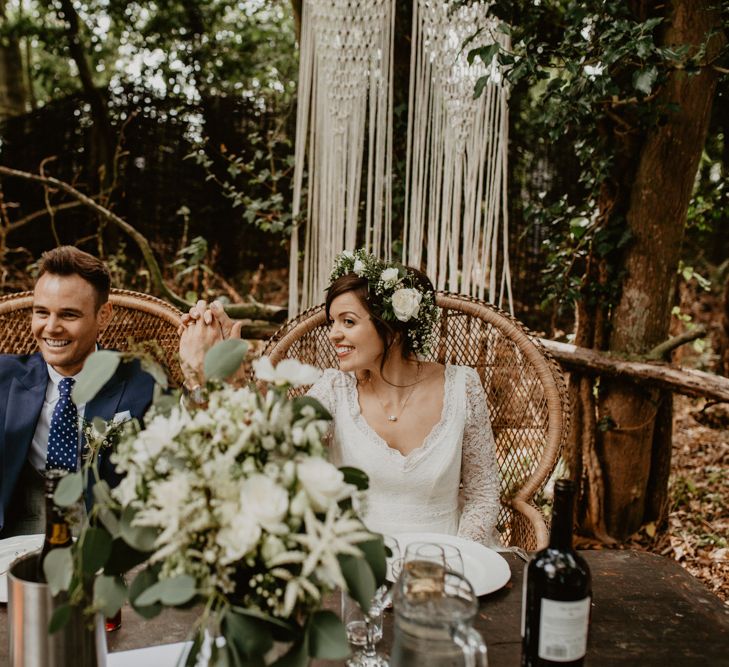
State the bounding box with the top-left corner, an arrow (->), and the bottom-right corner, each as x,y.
327,291 -> 384,373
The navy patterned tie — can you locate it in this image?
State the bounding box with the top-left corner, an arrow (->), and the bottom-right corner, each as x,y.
46,377 -> 79,471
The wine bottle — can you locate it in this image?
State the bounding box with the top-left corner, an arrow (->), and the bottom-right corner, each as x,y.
36,468 -> 73,583
521,479 -> 592,666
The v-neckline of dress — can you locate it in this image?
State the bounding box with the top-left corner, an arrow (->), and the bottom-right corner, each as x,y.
346,364 -> 456,463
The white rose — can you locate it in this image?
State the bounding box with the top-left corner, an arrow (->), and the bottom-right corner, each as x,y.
341,250 -> 354,259
380,267 -> 399,287
297,458 -> 353,512
353,259 -> 365,276
253,356 -> 322,388
261,534 -> 286,565
240,474 -> 289,531
391,287 -> 422,322
217,511 -> 261,565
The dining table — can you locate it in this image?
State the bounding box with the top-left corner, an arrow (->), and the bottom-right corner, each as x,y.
2,549 -> 728,666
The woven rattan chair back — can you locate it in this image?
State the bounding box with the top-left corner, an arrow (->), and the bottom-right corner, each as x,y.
262,292 -> 569,550
0,289 -> 183,386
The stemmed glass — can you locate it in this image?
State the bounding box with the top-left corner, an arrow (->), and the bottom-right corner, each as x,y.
342,537 -> 401,667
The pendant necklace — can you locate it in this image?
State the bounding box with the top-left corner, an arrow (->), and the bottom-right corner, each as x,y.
369,369 -> 421,422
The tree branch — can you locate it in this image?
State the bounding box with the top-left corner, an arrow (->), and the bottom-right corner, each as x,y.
645,325 -> 707,360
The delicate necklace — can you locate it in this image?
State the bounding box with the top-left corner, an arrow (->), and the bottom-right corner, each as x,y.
368,368 -> 421,422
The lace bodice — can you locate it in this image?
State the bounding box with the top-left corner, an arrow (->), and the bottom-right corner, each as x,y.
308,365 -> 501,546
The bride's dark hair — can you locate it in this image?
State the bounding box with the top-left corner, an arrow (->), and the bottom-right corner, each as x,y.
325,267 -> 435,371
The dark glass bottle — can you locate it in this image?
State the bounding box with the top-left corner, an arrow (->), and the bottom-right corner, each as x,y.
36,469 -> 73,583
521,479 -> 592,666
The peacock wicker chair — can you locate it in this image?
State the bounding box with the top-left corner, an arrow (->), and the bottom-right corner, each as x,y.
0,288 -> 184,387
262,292 -> 570,550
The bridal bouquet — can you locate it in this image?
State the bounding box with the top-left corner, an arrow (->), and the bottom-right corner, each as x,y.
44,341 -> 386,666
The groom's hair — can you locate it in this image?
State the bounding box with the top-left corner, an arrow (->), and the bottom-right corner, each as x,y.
325,266 -> 434,369
37,246 -> 111,309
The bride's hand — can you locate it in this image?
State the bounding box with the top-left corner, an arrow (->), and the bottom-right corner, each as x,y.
179,300 -> 242,339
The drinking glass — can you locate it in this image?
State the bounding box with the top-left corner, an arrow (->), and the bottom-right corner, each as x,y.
401,542 -> 446,601
441,544 -> 464,576
341,590 -> 388,667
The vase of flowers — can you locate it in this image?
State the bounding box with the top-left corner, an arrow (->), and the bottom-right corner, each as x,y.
43,340 -> 386,666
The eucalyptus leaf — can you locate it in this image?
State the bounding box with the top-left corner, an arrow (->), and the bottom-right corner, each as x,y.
338,554 -> 376,612
43,547 -> 73,596
81,527 -> 113,574
53,472 -> 83,507
48,603 -> 72,635
129,567 -> 162,619
120,505 -> 158,551
222,609 -> 273,658
291,396 -> 332,421
91,416 -> 108,434
140,356 -> 169,389
134,574 -> 197,607
204,339 -> 249,381
308,611 -> 349,660
73,350 -> 121,405
94,575 -> 127,617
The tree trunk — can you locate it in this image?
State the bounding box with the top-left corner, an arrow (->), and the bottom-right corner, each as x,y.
56,0 -> 115,190
0,0 -> 28,119
591,0 -> 723,540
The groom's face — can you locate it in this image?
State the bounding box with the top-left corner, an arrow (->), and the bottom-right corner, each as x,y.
31,273 -> 112,376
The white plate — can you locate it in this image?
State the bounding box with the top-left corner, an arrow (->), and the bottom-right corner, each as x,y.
388,532 -> 511,596
0,534 -> 44,602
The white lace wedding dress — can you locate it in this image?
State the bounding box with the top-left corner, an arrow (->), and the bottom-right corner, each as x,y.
308,365 -> 501,546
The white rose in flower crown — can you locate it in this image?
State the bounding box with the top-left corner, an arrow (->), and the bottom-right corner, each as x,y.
240,474 -> 289,532
353,259 -> 366,276
380,267 -> 400,287
297,458 -> 353,512
341,250 -> 354,259
391,287 -> 422,322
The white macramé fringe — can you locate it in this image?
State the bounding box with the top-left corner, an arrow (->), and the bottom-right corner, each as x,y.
289,0 -> 395,315
403,0 -> 512,312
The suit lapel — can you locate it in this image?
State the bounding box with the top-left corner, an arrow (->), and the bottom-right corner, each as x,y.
1,355 -> 47,510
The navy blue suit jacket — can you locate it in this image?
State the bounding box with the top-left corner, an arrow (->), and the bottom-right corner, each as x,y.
0,352 -> 154,533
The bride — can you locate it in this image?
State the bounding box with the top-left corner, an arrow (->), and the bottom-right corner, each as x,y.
179,250 -> 501,546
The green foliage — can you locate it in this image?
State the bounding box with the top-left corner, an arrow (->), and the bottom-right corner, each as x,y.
467,0 -> 728,315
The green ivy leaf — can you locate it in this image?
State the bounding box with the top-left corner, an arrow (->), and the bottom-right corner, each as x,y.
94,575 -> 127,617
632,66 -> 657,95
43,547 -> 73,596
339,466 -> 369,491
338,554 -> 376,613
48,603 -> 72,635
308,610 -> 349,659
53,472 -> 83,507
222,609 -> 273,659
204,339 -> 249,381
81,527 -> 113,574
72,350 -> 121,405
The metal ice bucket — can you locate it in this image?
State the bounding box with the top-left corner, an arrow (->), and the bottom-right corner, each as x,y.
7,551 -> 107,667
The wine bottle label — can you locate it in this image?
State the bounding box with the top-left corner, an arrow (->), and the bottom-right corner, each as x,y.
538,597 -> 590,662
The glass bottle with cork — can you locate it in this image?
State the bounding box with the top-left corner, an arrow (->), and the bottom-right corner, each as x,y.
36,468 -> 73,583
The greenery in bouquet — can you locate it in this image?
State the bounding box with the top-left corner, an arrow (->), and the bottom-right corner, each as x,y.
43,342 -> 387,666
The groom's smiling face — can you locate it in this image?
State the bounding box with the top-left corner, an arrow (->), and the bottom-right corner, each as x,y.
31,273 -> 112,376
327,291 -> 384,373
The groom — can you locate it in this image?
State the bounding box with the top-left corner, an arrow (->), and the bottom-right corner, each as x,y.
0,246 -> 155,537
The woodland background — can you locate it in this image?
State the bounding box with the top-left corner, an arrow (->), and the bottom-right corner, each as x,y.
0,0 -> 727,601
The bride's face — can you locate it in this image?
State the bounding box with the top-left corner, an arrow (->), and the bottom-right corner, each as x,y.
327,291 -> 384,373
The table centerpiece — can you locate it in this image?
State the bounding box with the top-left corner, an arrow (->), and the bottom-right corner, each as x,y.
42,339 -> 386,666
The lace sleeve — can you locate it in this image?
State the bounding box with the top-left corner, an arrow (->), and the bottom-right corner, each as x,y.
458,367 -> 501,547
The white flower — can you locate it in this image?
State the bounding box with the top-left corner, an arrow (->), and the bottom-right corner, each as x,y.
391,287 -> 422,322
240,474 -> 289,531
353,259 -> 365,276
380,267 -> 399,287
297,459 -> 353,512
253,357 -> 321,388
341,250 -> 354,259
217,510 -> 261,565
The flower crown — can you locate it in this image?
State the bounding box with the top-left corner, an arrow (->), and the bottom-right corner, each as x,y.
329,249 -> 439,356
